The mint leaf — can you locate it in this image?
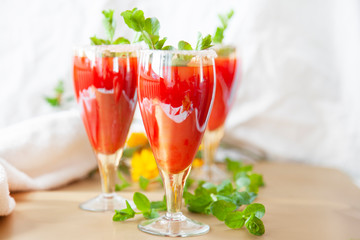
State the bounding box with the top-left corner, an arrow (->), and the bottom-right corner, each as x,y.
201,182 -> 217,194
216,179 -> 234,195
113,37 -> 130,45
184,189 -> 213,214
226,157 -> 242,173
102,10 -> 116,42
139,176 -> 150,190
195,33 -> 213,50
143,208 -> 159,219
245,214 -> 265,236
45,80 -> 64,107
45,97 -> 60,107
224,212 -> 245,229
162,45 -> 175,50
150,195 -> 167,211
235,176 -> 251,190
155,37 -> 167,49
144,17 -> 160,36
242,203 -> 265,219
115,171 -> 130,191
113,201 -> 135,221
90,10 -> 129,45
133,192 -> 151,212
210,200 -> 237,221
121,8 -> 145,32
213,9 -> 234,44
121,8 -> 164,49
90,36 -> 105,45
178,41 -> 193,50
231,191 -> 256,206
248,173 -> 265,193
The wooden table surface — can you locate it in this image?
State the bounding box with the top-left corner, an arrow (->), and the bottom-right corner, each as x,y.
1,162 -> 360,240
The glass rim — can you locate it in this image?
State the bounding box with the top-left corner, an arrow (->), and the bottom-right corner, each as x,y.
73,44 -> 142,53
140,49 -> 217,57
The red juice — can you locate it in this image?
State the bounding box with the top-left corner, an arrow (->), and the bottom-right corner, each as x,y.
207,56 -> 238,131
73,55 -> 137,154
138,65 -> 215,174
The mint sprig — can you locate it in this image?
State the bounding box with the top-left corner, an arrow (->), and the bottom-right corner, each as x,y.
91,10 -> 130,45
121,8 -> 168,50
183,178 -> 265,236
213,9 -> 234,44
113,192 -> 166,222
226,158 -> 265,194
45,80 -> 70,107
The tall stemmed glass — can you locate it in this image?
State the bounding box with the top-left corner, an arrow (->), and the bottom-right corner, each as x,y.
137,49 -> 216,237
194,45 -> 239,183
73,45 -> 138,211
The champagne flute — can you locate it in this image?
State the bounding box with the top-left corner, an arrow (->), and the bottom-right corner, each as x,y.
194,45 -> 239,183
137,49 -> 216,237
73,45 -> 138,211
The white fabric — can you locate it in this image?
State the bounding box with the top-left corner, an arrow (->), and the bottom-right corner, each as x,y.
0,110 -> 97,215
0,164 -> 15,216
0,0 -> 359,215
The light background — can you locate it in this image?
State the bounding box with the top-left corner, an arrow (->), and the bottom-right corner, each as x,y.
0,0 -> 359,184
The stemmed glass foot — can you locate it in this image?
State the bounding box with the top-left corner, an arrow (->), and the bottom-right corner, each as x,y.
79,193 -> 134,212
138,212 -> 209,237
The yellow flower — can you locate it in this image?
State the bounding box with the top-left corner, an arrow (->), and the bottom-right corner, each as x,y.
126,132 -> 148,148
192,158 -> 204,168
131,148 -> 159,182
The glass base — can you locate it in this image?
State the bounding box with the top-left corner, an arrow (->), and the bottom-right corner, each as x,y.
191,164 -> 229,184
138,212 -> 209,237
79,193 -> 134,212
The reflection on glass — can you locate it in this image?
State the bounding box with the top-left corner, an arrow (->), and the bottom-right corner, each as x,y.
73,45 -> 138,211
137,49 -> 216,237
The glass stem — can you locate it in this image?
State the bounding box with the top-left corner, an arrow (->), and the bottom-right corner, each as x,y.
203,126 -> 225,174
96,148 -> 123,194
159,167 -> 191,217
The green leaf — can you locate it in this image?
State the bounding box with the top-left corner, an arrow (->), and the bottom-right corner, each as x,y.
225,157 -> 242,173
113,37 -> 130,45
178,41 -> 193,50
216,179 -> 234,195
121,8 -> 145,32
213,9 -> 234,44
112,201 -> 135,221
115,182 -> 130,191
224,212 -> 245,229
195,33 -> 213,50
45,97 -> 60,107
231,191 -> 256,206
245,214 -> 265,236
102,9 -> 116,42
155,37 -> 167,49
133,192 -> 151,212
201,182 -> 217,194
139,176 -> 150,190
210,200 -> 237,221
213,27 -> 225,44
143,208 -> 159,219
184,177 -> 195,192
115,171 -> 130,191
242,203 -> 265,219
144,17 -> 160,36
195,150 -> 202,159
162,45 -> 176,50
248,173 -> 265,193
54,81 -> 64,94
185,189 -> 213,213
150,196 -> 167,211
235,176 -> 251,189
